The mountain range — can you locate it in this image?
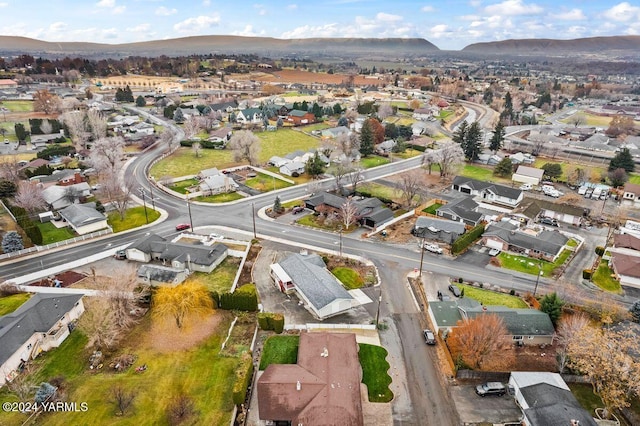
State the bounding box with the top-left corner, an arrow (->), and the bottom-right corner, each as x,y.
0,35 -> 639,59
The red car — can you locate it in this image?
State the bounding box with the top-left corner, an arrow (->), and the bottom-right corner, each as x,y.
175,223 -> 191,231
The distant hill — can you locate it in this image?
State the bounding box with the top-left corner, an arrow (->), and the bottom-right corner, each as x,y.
462,35 -> 640,56
0,35 -> 439,59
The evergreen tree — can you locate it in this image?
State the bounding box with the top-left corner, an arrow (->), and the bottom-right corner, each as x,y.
312,102 -> 322,119
301,100 -> 309,111
0,179 -> 17,197
540,292 -> 564,326
135,95 -> 146,107
493,157 -> 514,177
541,163 -> 563,180
276,117 -> 283,128
2,231 -> 24,253
463,121 -> 483,161
273,196 -> 283,214
489,122 -> 505,153
359,119 -> 375,157
452,120 -> 468,146
305,152 -> 326,177
630,300 -> 640,322
14,123 -> 28,142
124,85 -> 134,102
333,103 -> 343,115
500,92 -> 514,123
609,148 -> 635,173
337,116 -> 348,127
173,108 -> 185,124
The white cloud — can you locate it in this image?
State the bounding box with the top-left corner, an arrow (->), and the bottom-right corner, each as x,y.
0,2 -> 8,7
173,14 -> 221,34
155,6 -> 177,16
469,0 -> 482,6
231,25 -> 265,37
49,22 -> 67,32
280,23 -> 340,38
287,4 -> 297,10
113,5 -> 126,14
203,0 -> 210,5
376,12 -> 403,22
603,2 -> 640,22
281,12 -> 416,39
430,24 -> 450,38
254,4 -> 267,15
127,23 -> 150,32
421,6 -> 434,13
95,0 -> 124,14
484,0 -> 543,16
550,8 -> 586,21
96,0 -> 114,7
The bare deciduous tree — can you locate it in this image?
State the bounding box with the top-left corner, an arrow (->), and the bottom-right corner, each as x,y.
182,116 -> 201,141
228,130 -> 260,166
0,158 -> 22,181
33,89 -> 60,115
568,113 -> 586,128
90,136 -> 125,175
111,386 -> 135,416
447,314 -> 512,370
167,395 -> 196,426
434,142 -> 465,179
100,172 -> 135,220
377,102 -> 393,120
346,168 -> 364,193
60,97 -> 81,112
159,128 -> 178,152
192,142 -> 202,158
40,120 -> 53,135
332,162 -> 352,193
86,109 -> 107,140
63,186 -> 84,205
399,170 -> 422,207
340,196 -> 358,229
60,111 -> 90,150
13,181 -> 46,213
556,313 -> 589,373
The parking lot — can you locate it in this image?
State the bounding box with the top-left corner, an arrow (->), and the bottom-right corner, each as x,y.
451,383 -> 521,425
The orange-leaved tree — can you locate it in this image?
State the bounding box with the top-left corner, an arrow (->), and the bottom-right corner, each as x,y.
447,313 -> 511,370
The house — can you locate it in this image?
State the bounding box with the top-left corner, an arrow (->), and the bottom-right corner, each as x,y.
411,121 -> 430,136
236,108 -> 263,124
209,100 -> 237,114
268,156 -> 290,168
58,203 -> 109,235
508,152 -> 536,165
509,372 -> 597,426
128,122 -> 154,136
376,139 -> 397,154
198,167 -> 221,180
57,172 -> 85,187
305,193 -> 346,215
353,197 -> 394,229
428,298 -> 555,346
436,197 -> 483,226
321,126 -> 350,139
610,253 -> 640,289
20,158 -> 50,172
452,176 -> 524,207
622,182 -> 640,205
610,233 -> 640,257
512,166 -> 544,186
126,233 -> 168,263
257,332 -> 364,425
30,132 -> 64,147
412,108 -> 433,121
149,241 -> 228,273
199,174 -> 239,195
482,221 -> 569,262
520,199 -> 588,227
279,161 -> 306,177
270,253 -> 357,320
42,182 -> 91,210
1,293 -> 84,386
137,264 -> 187,286
207,127 -> 232,146
0,79 -> 18,89
411,217 -> 466,244
285,110 -> 316,126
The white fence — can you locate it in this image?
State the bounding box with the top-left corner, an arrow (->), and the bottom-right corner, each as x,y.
0,229 -> 113,261
284,323 -> 377,331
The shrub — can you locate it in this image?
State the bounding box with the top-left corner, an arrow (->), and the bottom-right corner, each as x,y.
458,277 -> 463,284
232,356 -> 254,405
257,312 -> 285,334
451,224 -> 485,255
595,246 -> 605,256
582,269 -> 592,280
215,284 -> 259,311
509,289 -> 515,296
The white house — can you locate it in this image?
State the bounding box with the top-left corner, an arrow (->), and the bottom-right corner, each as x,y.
279,161 -> 306,177
452,176 -> 524,207
198,174 -> 239,195
42,182 -> 91,211
236,108 -> 263,124
58,204 -> 109,235
1,293 -> 84,387
512,165 -> 544,186
270,253 -> 358,320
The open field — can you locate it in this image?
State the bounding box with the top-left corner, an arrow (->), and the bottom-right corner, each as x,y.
245,69 -> 374,85
1,100 -> 33,112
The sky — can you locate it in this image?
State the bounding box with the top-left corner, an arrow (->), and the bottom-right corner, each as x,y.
0,0 -> 638,50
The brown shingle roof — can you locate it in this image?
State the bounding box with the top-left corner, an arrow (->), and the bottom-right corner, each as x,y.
611,253 -> 640,278
614,233 -> 640,251
258,332 -> 364,425
624,182 -> 640,196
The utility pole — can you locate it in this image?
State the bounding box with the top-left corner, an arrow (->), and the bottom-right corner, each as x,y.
139,188 -> 149,224
419,236 -> 425,277
533,263 -> 543,297
187,195 -> 194,230
251,202 -> 257,239
339,227 -> 343,257
375,293 -> 382,326
148,183 -> 156,211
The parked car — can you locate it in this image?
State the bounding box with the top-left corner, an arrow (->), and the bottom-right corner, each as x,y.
421,242 -> 443,254
539,217 -> 558,227
436,290 -> 451,301
209,233 -> 223,240
475,382 -> 506,397
114,250 -> 127,260
448,284 -> 462,297
423,329 -> 436,345
292,206 -> 305,214
519,183 -> 532,191
175,223 -> 191,231
488,248 -> 501,256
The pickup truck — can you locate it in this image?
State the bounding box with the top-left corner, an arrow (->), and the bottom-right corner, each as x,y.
420,242 -> 443,254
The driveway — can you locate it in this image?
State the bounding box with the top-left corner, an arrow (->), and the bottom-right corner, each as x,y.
455,245 -> 491,268
451,384 -> 521,425
253,243 -> 373,325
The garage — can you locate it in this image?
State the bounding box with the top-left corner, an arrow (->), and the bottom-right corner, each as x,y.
485,239 -> 504,250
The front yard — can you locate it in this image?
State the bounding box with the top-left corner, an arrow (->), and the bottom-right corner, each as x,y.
331,267 -> 364,289
497,249 -> 571,277
0,293 -> 31,316
107,206 -> 161,232
592,260 -> 622,293
193,192 -> 244,203
36,221 -> 76,244
245,172 -> 294,191
454,284 -> 529,308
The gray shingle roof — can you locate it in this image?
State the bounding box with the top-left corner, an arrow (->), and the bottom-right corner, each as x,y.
483,222 -> 568,256
452,176 -> 523,200
58,204 -> 106,227
278,253 -> 352,310
128,233 -> 166,252
137,264 -> 182,283
413,217 -> 466,235
0,293 -> 83,365
465,305 -> 555,336
520,198 -> 587,219
150,241 -> 228,267
437,197 -> 483,223
306,193 -> 346,210
520,383 -> 597,426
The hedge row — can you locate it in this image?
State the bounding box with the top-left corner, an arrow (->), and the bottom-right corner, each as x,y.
451,224 -> 485,255
354,190 -> 393,205
257,312 -> 284,334
232,356 -> 254,405
179,140 -> 226,149
3,201 -> 42,246
213,283 -> 259,311
407,144 -> 426,152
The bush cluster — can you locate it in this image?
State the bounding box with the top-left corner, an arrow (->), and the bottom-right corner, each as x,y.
212,283 -> 259,311
3,201 -> 42,245
257,312 -> 284,334
232,356 -> 254,405
451,224 -> 485,255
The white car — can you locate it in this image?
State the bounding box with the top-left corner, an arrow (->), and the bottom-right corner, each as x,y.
488,248 -> 501,256
421,243 -> 443,254
209,233 -> 224,240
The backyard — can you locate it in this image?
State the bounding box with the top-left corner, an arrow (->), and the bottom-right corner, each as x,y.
0,310 -> 241,425
460,164 -> 510,184
497,249 -> 572,277
0,293 -> 31,316
189,257 -> 242,293
36,222 -> 76,245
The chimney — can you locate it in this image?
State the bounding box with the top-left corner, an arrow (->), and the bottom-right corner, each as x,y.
296,381 -> 301,391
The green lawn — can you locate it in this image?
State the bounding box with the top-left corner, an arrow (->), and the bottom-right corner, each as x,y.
36,221 -> 76,244
150,129 -> 320,178
559,113 -> 613,127
392,148 -> 422,159
457,284 -> 528,308
1,100 -> 33,112
189,257 -> 241,293
281,199 -> 304,208
193,192 -> 244,203
245,173 -> 294,191
460,164 -> 511,184
359,156 -> 391,169
107,206 -> 161,232
168,178 -> 199,194
592,260 -> 622,293
566,238 -> 579,248
434,109 -> 454,120
332,267 -> 364,289
357,182 -> 399,202
358,343 -> 394,403
629,173 -> 640,185
422,203 -> 442,215
259,335 -> 300,370
298,123 -> 330,132
0,315 -> 240,426
568,383 -> 604,416
497,249 -> 571,277
0,293 -> 31,316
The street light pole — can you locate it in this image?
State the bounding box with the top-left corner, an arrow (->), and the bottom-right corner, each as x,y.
419,236 -> 425,277
251,202 -> 257,239
533,262 -> 542,296
187,195 -> 194,230
148,183 -> 156,211
139,188 -> 149,224
375,294 -> 382,326
339,227 -> 343,257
